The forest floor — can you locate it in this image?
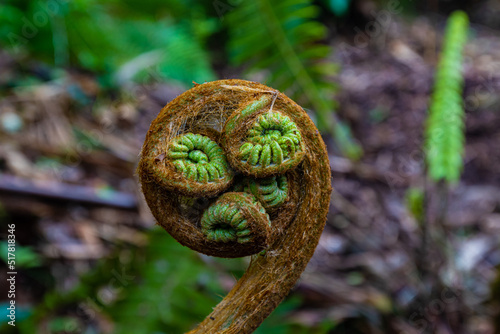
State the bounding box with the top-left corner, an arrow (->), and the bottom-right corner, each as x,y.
0,7 -> 499,334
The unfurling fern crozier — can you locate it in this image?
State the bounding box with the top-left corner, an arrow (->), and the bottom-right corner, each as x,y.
137,79 -> 331,334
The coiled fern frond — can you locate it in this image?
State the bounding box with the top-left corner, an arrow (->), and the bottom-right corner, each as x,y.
233,174 -> 290,212
137,79 -> 331,333
167,133 -> 232,184
425,11 -> 469,183
201,192 -> 271,244
227,0 -> 362,159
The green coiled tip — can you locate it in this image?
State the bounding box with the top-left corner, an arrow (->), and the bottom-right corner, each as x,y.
201,192 -> 270,245
249,175 -> 288,210
234,175 -> 289,211
237,111 -> 304,173
167,133 -> 231,183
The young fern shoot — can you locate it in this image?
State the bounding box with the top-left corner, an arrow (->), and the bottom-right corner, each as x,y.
425,11 -> 469,183
137,80 -> 332,333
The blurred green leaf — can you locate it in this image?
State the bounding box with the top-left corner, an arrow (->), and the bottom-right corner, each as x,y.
47,316 -> 81,333
405,187 -> 425,223
0,241 -> 42,269
0,0 -> 216,87
425,11 -> 469,183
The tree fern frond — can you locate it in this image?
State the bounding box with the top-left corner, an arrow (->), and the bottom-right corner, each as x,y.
425,11 -> 469,183
227,0 -> 362,159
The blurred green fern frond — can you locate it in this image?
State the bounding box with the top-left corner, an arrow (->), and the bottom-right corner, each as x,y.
425,11 -> 469,183
0,0 -> 216,87
227,0 -> 362,159
113,24 -> 217,86
63,3 -> 217,86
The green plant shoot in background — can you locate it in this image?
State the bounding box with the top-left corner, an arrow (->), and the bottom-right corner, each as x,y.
425,11 -> 469,183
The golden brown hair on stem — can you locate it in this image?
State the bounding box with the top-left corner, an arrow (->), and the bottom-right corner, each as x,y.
137,79 -> 332,333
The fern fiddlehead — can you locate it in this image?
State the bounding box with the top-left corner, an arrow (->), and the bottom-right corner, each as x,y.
201,192 -> 270,245
233,175 -> 289,212
224,96 -> 305,178
238,111 -> 303,171
167,133 -> 231,183
137,79 -> 331,333
248,175 -> 288,211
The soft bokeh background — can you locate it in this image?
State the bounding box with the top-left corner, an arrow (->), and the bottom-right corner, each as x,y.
0,0 -> 499,333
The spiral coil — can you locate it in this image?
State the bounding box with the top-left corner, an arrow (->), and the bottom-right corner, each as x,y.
239,112 -> 302,168
247,175 -> 288,211
232,175 -> 289,212
137,79 -> 331,334
167,133 -> 231,183
201,192 -> 270,244
224,100 -> 306,178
